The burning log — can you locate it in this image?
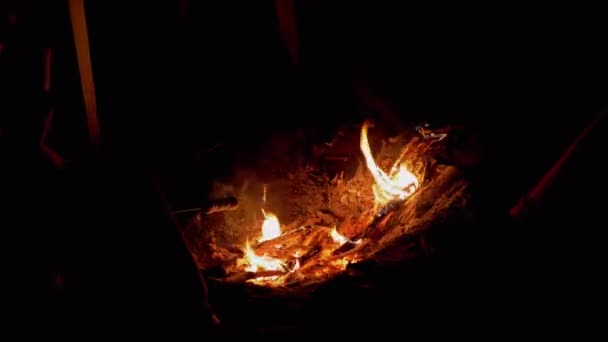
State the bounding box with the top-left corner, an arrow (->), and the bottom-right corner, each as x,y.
373,165 -> 467,247
217,270 -> 287,284
354,211 -> 395,242
413,165 -> 461,215
253,246 -> 307,262
301,226 -> 333,247
331,240 -> 359,256
255,226 -> 310,250
299,245 -> 322,265
338,213 -> 374,240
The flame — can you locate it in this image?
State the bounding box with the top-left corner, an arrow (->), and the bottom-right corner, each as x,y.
228,121 -> 424,287
241,240 -> 286,272
259,209 -> 281,242
330,227 -> 349,246
360,121 -> 419,207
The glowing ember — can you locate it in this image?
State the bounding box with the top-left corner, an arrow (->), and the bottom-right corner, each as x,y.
259,209 -> 281,242
360,121 -> 419,208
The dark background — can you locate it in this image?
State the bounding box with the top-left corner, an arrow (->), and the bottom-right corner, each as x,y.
2,0 -> 607,336
4,1 -> 606,196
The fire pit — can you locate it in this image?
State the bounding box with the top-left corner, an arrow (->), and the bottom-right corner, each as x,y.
180,119 -> 470,332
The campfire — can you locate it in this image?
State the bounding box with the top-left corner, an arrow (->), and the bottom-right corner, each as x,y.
182,120 -> 469,290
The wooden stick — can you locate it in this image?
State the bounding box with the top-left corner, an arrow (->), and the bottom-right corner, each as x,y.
275,0 -> 299,64
43,47 -> 52,92
510,110 -> 607,218
39,47 -> 64,169
68,0 -> 100,147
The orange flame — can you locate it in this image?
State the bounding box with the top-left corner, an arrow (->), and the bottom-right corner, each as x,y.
241,240 -> 286,272
259,209 -> 281,242
360,121 -> 419,208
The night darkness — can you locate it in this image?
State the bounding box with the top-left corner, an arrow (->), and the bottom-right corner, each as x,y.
2,0 -> 608,337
